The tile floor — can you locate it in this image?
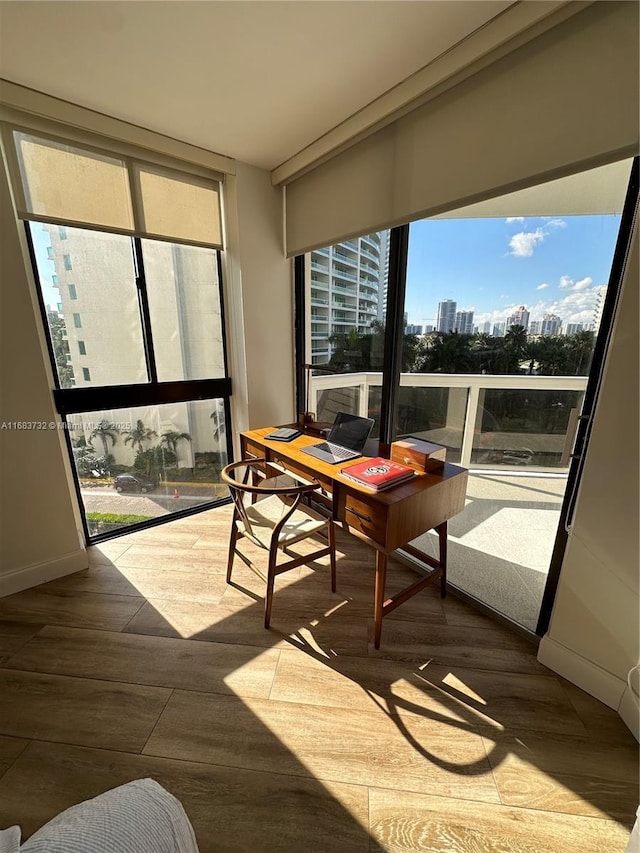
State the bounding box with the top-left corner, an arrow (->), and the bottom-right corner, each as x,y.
0,505 -> 636,852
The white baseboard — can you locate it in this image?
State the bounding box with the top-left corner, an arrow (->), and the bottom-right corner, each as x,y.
537,635 -> 636,738
0,549 -> 88,597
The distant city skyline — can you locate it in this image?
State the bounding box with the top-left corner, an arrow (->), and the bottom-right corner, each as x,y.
405,214 -> 621,329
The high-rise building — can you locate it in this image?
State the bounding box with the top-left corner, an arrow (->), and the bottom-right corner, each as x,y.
454,310 -> 474,334
481,321 -> 492,334
528,320 -> 542,336
436,299 -> 457,333
405,324 -> 423,335
592,285 -> 607,334
309,232 -> 389,364
492,322 -> 506,337
564,322 -> 584,335
540,313 -> 562,335
506,305 -> 530,330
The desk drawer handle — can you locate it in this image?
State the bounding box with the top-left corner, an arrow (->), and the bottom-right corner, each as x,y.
346,506 -> 372,523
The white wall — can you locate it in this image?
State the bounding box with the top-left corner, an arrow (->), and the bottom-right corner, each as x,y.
223,162 -> 295,435
0,157 -> 87,595
539,216 -> 639,738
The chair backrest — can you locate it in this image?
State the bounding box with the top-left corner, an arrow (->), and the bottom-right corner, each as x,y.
221,458 -> 320,544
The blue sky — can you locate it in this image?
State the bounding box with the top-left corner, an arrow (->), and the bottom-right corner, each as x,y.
405,214 -> 622,328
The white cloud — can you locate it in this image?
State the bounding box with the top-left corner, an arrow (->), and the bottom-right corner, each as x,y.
509,228 -> 546,257
536,283 -> 550,290
474,280 -> 606,327
505,217 -> 525,224
559,275 -> 593,291
508,218 -> 567,258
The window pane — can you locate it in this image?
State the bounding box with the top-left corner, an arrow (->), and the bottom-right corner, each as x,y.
470,388 -> 584,468
68,400 -> 229,538
142,239 -> 225,382
137,166 -> 222,248
29,222 -> 147,388
15,131 -> 134,231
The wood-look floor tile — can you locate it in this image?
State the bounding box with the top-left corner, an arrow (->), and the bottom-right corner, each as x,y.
124,599 -> 370,656
561,680 -> 640,745
368,787 -> 631,853
6,625 -> 280,699
116,528 -> 204,548
394,664 -> 588,736
480,728 -> 639,825
0,670 -> 170,752
0,734 -> 29,778
144,690 -> 500,802
114,543 -> 227,573
0,741 -> 371,852
368,616 -> 545,674
270,648 -> 482,723
0,621 -> 43,656
87,539 -> 132,565
41,564 -> 144,596
117,565 -> 229,603
0,588 -> 143,630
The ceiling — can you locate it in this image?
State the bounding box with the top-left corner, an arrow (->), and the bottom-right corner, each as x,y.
0,1 -> 514,170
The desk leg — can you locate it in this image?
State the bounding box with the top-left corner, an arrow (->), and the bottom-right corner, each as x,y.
437,521 -> 448,598
373,551 -> 388,649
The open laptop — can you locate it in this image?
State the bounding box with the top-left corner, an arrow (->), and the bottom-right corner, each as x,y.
301,411 -> 375,464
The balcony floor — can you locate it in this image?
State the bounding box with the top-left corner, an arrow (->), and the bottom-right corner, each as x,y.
412,472 -> 567,632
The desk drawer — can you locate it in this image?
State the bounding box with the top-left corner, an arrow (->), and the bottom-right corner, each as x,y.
338,490 -> 388,547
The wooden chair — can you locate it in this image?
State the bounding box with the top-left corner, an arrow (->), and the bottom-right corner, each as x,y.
221,458 -> 336,627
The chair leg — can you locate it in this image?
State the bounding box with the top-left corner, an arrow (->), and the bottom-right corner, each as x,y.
264,542 -> 279,628
226,523 -> 239,583
328,521 -> 337,593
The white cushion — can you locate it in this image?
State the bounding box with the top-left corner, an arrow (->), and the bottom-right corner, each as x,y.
20,778 -> 199,853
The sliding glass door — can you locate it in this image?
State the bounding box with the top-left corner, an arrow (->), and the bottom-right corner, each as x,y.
299,158 -> 637,634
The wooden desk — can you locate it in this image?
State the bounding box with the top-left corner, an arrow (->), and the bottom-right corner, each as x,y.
241,427 -> 468,648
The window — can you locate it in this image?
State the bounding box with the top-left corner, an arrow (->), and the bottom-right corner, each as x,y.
12,125 -> 231,544
52,274 -> 58,285
46,246 -> 54,260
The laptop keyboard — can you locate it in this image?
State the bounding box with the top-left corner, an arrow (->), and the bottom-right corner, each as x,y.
320,442 -> 356,460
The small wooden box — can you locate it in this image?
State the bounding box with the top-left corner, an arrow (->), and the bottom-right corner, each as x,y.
391,438 -> 446,473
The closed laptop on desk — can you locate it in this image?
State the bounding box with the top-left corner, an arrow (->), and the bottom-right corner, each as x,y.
301,411 -> 374,464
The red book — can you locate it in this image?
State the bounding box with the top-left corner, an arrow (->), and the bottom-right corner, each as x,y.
341,457 -> 416,491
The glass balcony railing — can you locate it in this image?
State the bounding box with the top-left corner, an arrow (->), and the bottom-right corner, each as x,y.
307,371 -> 587,471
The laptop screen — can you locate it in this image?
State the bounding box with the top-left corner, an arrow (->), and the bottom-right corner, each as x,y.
328,412 -> 375,452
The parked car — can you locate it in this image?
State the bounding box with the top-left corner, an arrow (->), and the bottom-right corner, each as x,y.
113,473 -> 158,494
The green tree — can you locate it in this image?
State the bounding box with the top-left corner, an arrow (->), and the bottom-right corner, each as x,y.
72,436 -> 99,477
161,430 -> 192,458
565,330 -> 595,375
47,310 -> 74,387
123,419 -> 158,454
90,420 -> 120,463
529,336 -> 570,375
503,324 -> 528,373
418,332 -> 473,373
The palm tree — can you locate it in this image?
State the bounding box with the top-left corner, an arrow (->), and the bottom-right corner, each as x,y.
90,420 -> 119,459
160,430 -> 191,457
123,419 -> 157,454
